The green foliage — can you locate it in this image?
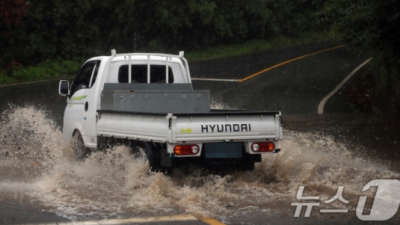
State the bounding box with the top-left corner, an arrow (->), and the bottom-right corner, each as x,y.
0,0 -> 30,27
0,0 -> 326,65
0,0 -> 328,84
0,73 -> 16,84
324,0 -> 400,113
134,0 -> 326,51
0,60 -> 81,85
0,0 -> 137,66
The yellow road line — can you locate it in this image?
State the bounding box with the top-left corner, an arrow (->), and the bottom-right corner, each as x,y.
17,214 -> 198,225
197,217 -> 227,225
192,78 -> 240,82
238,45 -> 346,83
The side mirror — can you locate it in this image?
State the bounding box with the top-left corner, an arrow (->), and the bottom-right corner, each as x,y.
59,80 -> 70,96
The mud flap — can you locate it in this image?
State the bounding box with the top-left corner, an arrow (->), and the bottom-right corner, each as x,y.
97,135 -> 108,151
249,154 -> 262,162
160,147 -> 172,167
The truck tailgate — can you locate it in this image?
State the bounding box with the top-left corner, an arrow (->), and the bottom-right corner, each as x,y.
97,110 -> 282,143
171,111 -> 282,143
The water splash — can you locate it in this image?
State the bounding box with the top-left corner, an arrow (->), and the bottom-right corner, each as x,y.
0,106 -> 399,222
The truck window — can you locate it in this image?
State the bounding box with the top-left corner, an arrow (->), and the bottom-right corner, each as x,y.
70,60 -> 101,96
118,65 -> 174,83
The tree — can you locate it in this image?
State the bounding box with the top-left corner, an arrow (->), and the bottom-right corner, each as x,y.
0,0 -> 29,26
0,0 -> 327,73
0,0 -> 30,71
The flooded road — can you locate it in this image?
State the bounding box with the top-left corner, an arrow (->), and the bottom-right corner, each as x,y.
1,43 -> 400,224
1,106 -> 399,224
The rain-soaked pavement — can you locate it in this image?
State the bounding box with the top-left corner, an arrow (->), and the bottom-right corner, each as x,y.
0,42 -> 400,224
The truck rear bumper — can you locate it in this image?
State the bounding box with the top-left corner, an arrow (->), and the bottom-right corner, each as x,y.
160,145 -> 263,168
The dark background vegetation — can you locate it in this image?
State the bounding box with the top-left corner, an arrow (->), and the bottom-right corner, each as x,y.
0,0 -> 326,65
0,0 -> 399,113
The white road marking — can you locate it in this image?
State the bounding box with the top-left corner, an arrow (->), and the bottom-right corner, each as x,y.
191,78 -> 240,82
318,58 -> 373,114
17,214 -> 198,225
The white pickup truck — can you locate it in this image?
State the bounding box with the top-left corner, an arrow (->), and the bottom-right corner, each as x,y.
58,50 -> 283,170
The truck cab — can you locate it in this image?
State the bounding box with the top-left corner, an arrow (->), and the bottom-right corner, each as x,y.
59,51 -> 191,149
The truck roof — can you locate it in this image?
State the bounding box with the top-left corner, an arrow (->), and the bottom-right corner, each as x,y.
110,55 -> 184,63
84,52 -> 186,65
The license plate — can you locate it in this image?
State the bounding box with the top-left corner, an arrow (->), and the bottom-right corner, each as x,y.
205,142 -> 243,158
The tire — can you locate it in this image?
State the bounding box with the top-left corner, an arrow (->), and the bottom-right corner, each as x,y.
71,131 -> 90,160
138,142 -> 161,171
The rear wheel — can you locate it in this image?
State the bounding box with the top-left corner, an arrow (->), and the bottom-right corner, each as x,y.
71,131 -> 90,160
136,142 -> 161,171
98,138 -> 163,171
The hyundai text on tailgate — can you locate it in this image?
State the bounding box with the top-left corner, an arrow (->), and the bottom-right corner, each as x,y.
58,50 -> 283,170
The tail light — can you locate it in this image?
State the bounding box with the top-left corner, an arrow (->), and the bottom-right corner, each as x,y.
251,142 -> 275,152
174,145 -> 200,155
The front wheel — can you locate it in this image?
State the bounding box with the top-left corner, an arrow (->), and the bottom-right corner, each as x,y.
71,131 -> 90,160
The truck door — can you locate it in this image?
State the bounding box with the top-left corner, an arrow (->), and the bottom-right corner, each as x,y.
64,60 -> 100,145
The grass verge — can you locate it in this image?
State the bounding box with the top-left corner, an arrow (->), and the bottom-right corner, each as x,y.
0,60 -> 81,86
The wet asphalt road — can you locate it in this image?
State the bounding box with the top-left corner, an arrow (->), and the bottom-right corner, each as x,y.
1,41 -> 399,224
191,42 -> 367,114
